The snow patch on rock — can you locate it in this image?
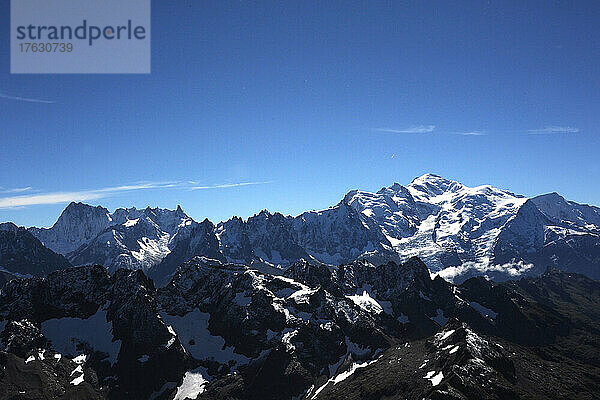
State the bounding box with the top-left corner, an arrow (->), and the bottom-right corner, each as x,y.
41,309 -> 120,365
161,309 -> 249,366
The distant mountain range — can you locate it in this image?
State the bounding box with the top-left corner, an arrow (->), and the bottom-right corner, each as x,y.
11,173 -> 598,284
1,174 -> 600,399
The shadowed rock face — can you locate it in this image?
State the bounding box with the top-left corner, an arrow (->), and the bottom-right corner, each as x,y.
148,219 -> 225,286
215,204 -> 398,270
308,322 -> 520,400
0,226 -> 72,286
0,265 -> 190,400
178,259 -> 600,400
309,267 -> 600,400
0,350 -> 106,400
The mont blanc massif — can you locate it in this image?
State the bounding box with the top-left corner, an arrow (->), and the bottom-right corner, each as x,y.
0,174 -> 599,400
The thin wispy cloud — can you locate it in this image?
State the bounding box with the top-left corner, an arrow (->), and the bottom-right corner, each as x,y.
451,131 -> 486,136
374,125 -> 436,134
191,181 -> 274,190
0,182 -> 171,209
0,92 -> 55,104
0,187 -> 33,194
0,191 -> 105,209
373,126 -> 488,136
374,124 -> 582,136
527,126 -> 579,134
0,180 -> 272,209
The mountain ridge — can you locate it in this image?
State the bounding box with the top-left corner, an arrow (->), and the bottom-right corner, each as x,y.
14,174 -> 600,283
0,225 -> 72,286
0,257 -> 598,399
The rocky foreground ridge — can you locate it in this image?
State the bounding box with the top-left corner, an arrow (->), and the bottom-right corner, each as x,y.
0,257 -> 597,399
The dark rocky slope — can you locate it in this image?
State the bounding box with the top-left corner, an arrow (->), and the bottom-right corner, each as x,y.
0,223 -> 71,286
0,258 -> 598,399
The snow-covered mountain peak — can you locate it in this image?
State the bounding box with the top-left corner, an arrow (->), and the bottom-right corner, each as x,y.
28,203 -> 199,273
345,176 -> 535,276
343,184 -> 422,242
536,191 -> 563,200
28,202 -> 113,255
409,173 -> 452,184
57,202 -> 112,225
388,181 -> 404,190
532,192 -> 600,231
111,207 -> 140,224
251,209 -> 285,222
106,205 -> 193,235
407,173 -> 464,201
375,182 -> 411,197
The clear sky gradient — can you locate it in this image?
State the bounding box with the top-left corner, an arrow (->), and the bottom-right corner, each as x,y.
1,1 -> 599,227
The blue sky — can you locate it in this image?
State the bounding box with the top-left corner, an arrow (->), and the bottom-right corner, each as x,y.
1,1 -> 600,227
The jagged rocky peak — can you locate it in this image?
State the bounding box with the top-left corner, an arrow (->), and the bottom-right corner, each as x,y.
36,202 -> 201,274
0,263 -> 191,399
56,202 -> 112,228
198,217 -> 212,226
534,191 -> 565,203
63,201 -> 108,215
110,206 -> 139,223
387,181 -> 404,191
159,254 -> 398,393
110,204 -> 193,232
147,204 -> 193,228
255,209 -> 273,218
281,256 -> 433,303
401,256 -> 432,279
0,222 -> 18,232
375,181 -> 413,197
246,209 -> 293,228
0,227 -> 72,282
531,192 -> 572,220
28,202 -> 113,255
533,191 -> 600,229
310,319 -> 518,400
282,258 -> 334,289
148,219 -> 223,286
29,202 -> 196,258
167,256 -> 241,283
294,200 -> 356,226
